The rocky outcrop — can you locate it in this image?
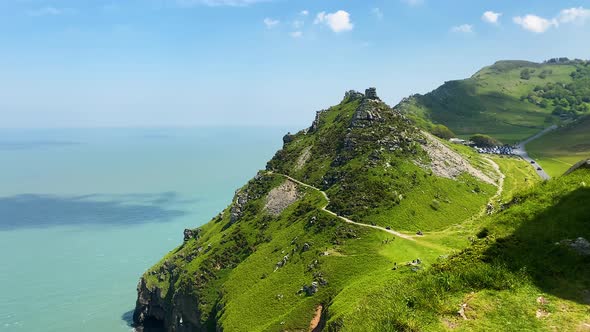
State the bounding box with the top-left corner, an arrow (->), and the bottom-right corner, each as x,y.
310,111 -> 324,132
283,132 -> 295,144
417,132 -> 496,185
229,190 -> 249,225
365,87 -> 379,100
351,99 -> 384,128
344,90 -> 365,102
133,277 -> 202,332
183,228 -> 201,242
300,281 -> 319,296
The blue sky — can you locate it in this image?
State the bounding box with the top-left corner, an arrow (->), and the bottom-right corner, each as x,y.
0,0 -> 589,128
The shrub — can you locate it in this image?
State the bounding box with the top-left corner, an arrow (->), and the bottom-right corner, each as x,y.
476,227 -> 490,238
430,124 -> 455,140
470,134 -> 501,147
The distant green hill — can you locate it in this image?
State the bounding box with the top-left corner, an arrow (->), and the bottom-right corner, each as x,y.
398,59 -> 590,144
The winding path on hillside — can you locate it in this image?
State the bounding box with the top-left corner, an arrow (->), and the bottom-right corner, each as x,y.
269,152 -> 505,243
513,125 -> 558,180
482,157 -> 505,211
272,173 -> 416,241
271,155 -> 505,243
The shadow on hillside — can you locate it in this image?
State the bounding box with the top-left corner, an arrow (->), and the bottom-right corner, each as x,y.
0,192 -> 188,230
483,187 -> 590,304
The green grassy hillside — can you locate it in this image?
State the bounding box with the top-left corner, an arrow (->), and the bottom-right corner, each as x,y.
527,116 -> 590,177
329,167 -> 590,331
133,90 -> 504,332
398,59 -> 590,144
132,85 -> 587,332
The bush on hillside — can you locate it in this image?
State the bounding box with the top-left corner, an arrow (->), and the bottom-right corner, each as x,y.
520,68 -> 532,80
430,124 -> 455,140
470,134 -> 501,147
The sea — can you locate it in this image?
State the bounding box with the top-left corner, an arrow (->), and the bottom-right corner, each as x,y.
0,127 -> 288,332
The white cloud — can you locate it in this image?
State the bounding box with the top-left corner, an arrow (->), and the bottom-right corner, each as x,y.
28,7 -> 75,16
263,18 -> 279,28
513,7 -> 590,33
451,24 -> 473,33
314,10 -> 354,33
290,31 -> 303,38
292,20 -> 304,29
513,15 -> 557,33
557,7 -> 590,24
372,7 -> 383,20
482,11 -> 502,24
176,0 -> 271,7
402,0 -> 424,6
300,10 -> 309,16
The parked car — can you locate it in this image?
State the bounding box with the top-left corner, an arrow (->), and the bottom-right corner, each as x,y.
386,226 -> 391,230
530,160 -> 535,164
537,167 -> 542,171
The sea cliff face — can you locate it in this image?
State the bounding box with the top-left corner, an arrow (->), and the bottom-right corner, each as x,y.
134,277 -> 203,332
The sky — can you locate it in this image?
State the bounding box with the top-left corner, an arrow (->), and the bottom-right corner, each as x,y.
0,0 -> 589,128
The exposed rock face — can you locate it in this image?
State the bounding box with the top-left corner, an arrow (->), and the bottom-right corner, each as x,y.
183,228 -> 201,242
264,180 -> 299,216
351,99 -> 384,128
133,277 -> 202,332
283,132 -> 295,144
417,132 -> 496,185
229,190 -> 249,225
344,90 -> 365,101
310,111 -> 322,132
365,87 -> 379,100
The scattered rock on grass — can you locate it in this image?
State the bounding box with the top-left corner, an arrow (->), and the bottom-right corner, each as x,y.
557,237 -> 590,256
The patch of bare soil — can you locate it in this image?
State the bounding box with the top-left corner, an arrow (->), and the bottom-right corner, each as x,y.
264,180 -> 299,216
418,132 -> 496,186
308,305 -> 323,332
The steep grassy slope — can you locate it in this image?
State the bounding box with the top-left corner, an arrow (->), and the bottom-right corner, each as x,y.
133,90 -> 499,332
398,59 -> 590,144
527,115 -> 590,177
268,93 -> 497,232
331,166 -> 590,331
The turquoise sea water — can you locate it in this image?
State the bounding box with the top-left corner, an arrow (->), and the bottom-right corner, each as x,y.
0,127 -> 287,332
